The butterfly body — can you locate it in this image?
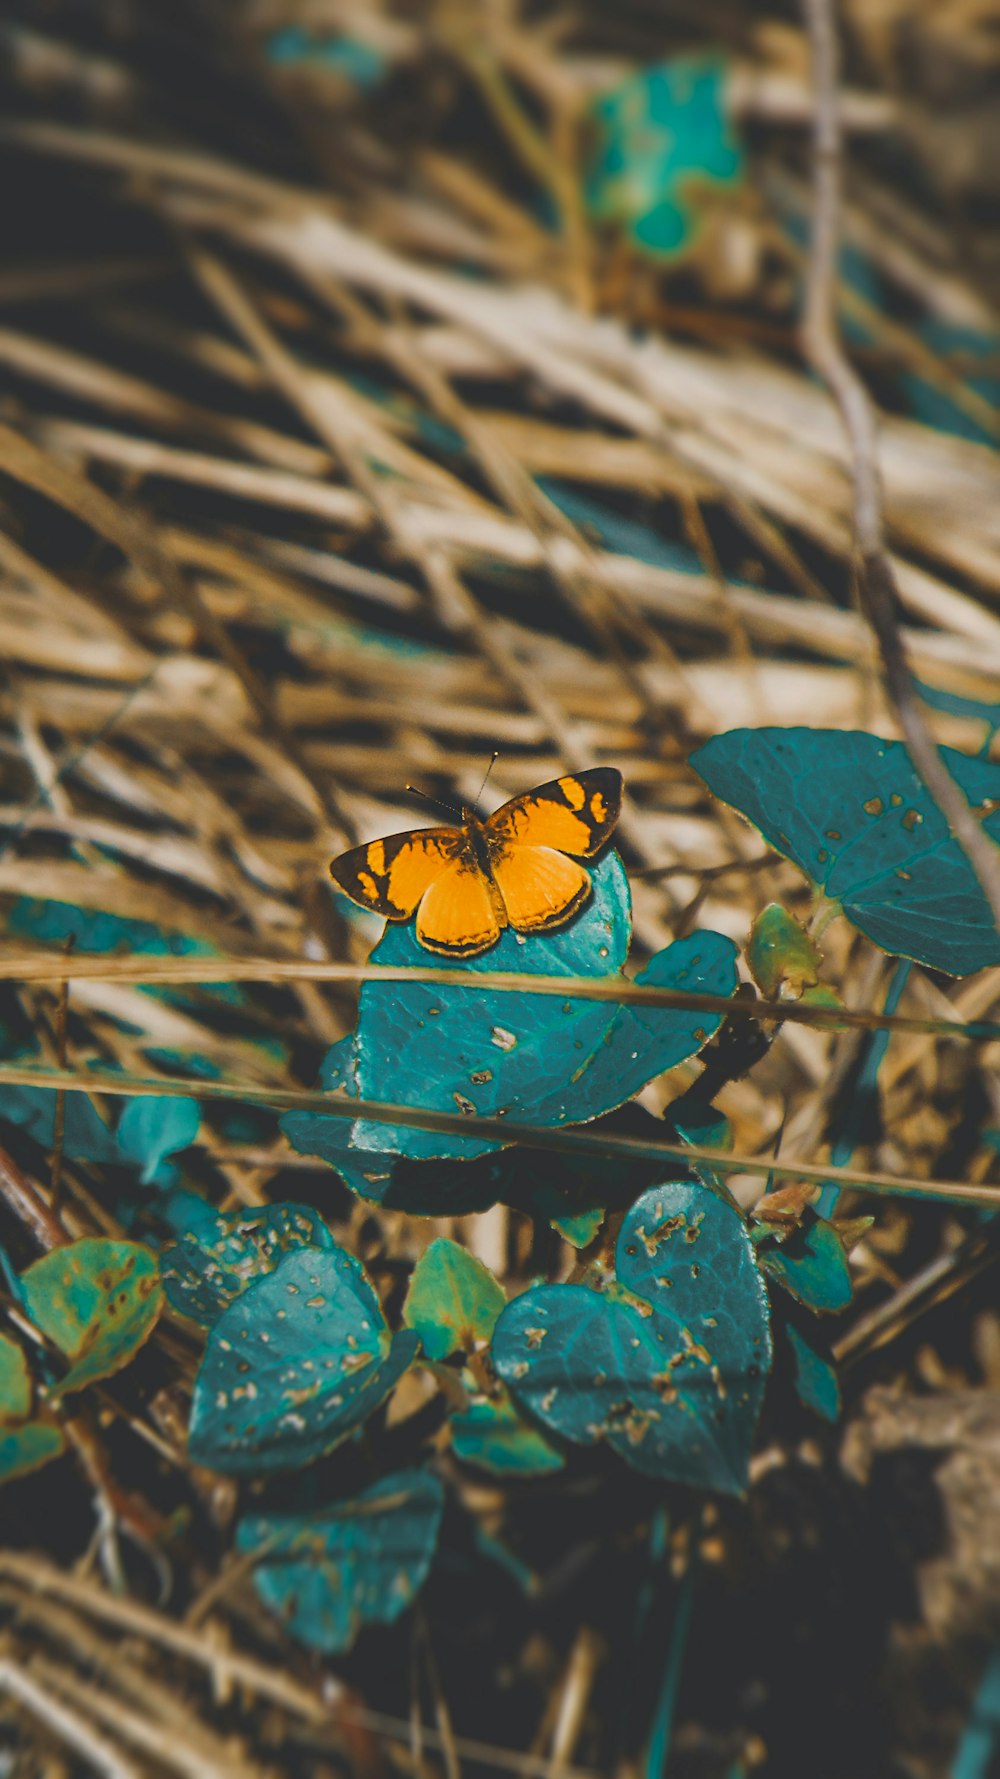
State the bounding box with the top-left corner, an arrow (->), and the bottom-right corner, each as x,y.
330,768 -> 623,957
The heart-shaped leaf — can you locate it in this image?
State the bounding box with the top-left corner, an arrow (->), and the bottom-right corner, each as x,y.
188,1247 -> 417,1474
162,1202 -> 336,1326
691,728 -> 1000,975
493,1179 -> 771,1492
403,1239 -> 506,1362
116,1095 -> 201,1186
20,1239 -> 163,1398
283,885 -> 738,1210
236,1469 -> 444,1653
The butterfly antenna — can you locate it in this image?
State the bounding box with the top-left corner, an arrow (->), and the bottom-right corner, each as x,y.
474,751 -> 500,806
405,784 -> 463,819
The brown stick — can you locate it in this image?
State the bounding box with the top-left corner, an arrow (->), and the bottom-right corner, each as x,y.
799,0 -> 1000,935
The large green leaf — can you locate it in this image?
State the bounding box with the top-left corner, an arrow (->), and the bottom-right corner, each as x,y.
20,1239 -> 163,1397
403,1238 -> 506,1362
188,1247 -> 417,1473
691,728 -> 1000,974
236,1469 -> 444,1653
493,1179 -> 771,1492
161,1202 -> 336,1326
283,873 -> 738,1208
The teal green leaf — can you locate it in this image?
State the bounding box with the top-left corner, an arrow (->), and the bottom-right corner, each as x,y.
0,1419 -> 66,1483
493,1179 -> 771,1492
586,56 -> 743,259
551,1206 -> 605,1248
236,1469 -> 444,1654
668,1087 -> 734,1195
786,1325 -> 841,1422
691,727 -> 1000,974
0,1333 -> 31,1424
353,852 -> 632,1162
755,1209 -> 853,1313
117,1095 -> 200,1186
188,1248 -> 417,1473
0,1086 -> 122,1166
20,1239 -> 163,1397
284,878 -> 737,1208
451,1394 -> 565,1476
161,1202 -> 336,1326
403,1239 -> 505,1362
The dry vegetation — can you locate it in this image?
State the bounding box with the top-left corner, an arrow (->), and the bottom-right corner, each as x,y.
0,2 -> 999,1776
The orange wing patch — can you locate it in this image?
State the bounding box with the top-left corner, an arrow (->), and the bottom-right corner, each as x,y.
487,768 -> 622,858
491,844 -> 590,933
329,828 -> 460,919
416,858 -> 504,956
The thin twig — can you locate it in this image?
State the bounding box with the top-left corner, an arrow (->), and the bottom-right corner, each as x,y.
0,1058 -> 996,1207
1,950 -> 997,1043
799,0 -> 1000,935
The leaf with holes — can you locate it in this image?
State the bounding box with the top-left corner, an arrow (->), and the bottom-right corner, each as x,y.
284,862 -> 738,1209
692,728 -> 1000,975
236,1468 -> 444,1653
188,1247 -> 417,1474
403,1239 -> 506,1362
493,1179 -> 771,1492
162,1202 -> 336,1327
20,1240 -> 163,1398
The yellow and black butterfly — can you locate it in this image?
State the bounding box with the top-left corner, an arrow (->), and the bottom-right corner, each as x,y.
329,768 -> 623,957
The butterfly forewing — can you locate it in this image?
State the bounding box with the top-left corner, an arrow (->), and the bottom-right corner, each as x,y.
486,768 -> 622,858
329,827 -> 462,919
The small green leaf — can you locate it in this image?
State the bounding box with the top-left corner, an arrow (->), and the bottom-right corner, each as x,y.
747,904 -> 824,999
0,1419 -> 66,1483
117,1095 -> 200,1186
0,1333 -> 31,1425
756,1210 -> 853,1313
236,1469 -> 444,1653
586,56 -> 744,260
188,1247 -> 416,1474
451,1393 -> 565,1476
162,1202 -> 336,1327
786,1325 -> 841,1422
551,1206 -> 604,1248
691,728 -> 1000,975
403,1239 -> 506,1362
20,1239 -> 163,1397
493,1179 -> 771,1493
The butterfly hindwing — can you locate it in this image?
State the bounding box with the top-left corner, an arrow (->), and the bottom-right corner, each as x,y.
490,845 -> 590,933
329,828 -> 461,920
416,857 -> 504,956
486,768 -> 623,858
